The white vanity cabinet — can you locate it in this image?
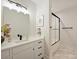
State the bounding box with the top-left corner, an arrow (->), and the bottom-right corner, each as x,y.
1,49 -> 10,59
12,39 -> 44,59
1,39 -> 44,59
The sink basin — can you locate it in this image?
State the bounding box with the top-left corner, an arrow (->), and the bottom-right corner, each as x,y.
15,40 -> 27,43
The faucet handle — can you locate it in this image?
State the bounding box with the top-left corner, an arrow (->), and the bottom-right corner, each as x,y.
17,34 -> 20,37
17,34 -> 22,40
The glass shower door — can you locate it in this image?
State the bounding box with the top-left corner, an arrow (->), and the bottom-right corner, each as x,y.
50,15 -> 60,46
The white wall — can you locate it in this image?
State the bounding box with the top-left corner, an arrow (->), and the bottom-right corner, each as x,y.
36,0 -> 50,59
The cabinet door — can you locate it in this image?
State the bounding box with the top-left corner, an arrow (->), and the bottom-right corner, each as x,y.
13,48 -> 34,59
1,49 -> 10,59
13,43 -> 34,59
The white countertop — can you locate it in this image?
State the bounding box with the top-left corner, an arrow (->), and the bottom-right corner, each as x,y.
1,36 -> 44,50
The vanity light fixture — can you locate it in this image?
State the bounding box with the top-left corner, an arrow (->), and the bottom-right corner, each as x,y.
2,0 -> 30,14
8,0 -> 30,14
8,0 -> 27,10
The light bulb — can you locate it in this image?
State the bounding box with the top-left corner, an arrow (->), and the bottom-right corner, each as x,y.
17,7 -> 21,13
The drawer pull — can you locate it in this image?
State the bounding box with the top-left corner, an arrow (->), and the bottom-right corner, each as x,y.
41,57 -> 44,59
38,46 -> 42,49
38,53 -> 42,56
33,48 -> 35,50
38,41 -> 42,44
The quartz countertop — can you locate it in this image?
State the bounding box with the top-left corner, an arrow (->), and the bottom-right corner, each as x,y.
1,36 -> 44,50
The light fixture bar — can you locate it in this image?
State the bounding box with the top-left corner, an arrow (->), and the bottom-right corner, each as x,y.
8,0 -> 27,10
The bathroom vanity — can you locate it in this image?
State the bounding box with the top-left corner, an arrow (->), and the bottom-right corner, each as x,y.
1,36 -> 44,59
2,1 -> 44,59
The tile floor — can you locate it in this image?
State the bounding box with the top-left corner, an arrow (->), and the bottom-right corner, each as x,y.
52,45 -> 76,59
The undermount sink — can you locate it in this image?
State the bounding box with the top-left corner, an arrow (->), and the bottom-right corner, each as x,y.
14,40 -> 27,43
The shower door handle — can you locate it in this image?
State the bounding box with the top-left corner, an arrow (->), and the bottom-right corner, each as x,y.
62,27 -> 73,29
49,26 -> 52,29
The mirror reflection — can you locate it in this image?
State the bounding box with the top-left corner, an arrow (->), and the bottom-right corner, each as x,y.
1,6 -> 30,42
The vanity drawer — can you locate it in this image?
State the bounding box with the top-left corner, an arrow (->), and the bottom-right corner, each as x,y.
34,39 -> 44,59
36,46 -> 44,52
37,39 -> 43,44
35,39 -> 44,47
35,39 -> 44,51
35,52 -> 44,59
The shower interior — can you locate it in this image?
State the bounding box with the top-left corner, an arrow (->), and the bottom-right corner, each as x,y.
50,12 -> 76,59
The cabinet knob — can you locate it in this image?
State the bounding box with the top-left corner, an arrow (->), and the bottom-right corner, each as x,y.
38,53 -> 42,56
33,48 -> 35,50
41,57 -> 44,59
38,46 -> 42,49
38,41 -> 42,44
